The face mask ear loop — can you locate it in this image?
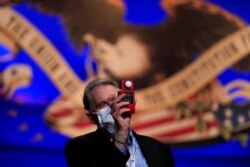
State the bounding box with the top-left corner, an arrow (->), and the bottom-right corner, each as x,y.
87,112 -> 99,124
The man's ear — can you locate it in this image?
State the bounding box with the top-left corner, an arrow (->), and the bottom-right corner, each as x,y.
86,113 -> 98,124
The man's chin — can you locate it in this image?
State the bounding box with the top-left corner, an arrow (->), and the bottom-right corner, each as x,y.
100,124 -> 118,135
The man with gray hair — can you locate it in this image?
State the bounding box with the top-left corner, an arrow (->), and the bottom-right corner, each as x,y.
65,78 -> 174,167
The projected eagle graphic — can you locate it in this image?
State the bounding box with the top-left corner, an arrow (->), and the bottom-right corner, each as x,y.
1,0 -> 250,145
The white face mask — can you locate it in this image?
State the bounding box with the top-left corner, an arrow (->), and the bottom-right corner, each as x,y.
96,106 -> 117,134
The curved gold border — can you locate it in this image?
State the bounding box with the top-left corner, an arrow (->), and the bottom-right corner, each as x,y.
136,26 -> 250,111
1,7 -> 250,112
0,7 -> 84,105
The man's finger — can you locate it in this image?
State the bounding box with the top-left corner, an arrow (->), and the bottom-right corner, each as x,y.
113,93 -> 125,104
115,101 -> 130,109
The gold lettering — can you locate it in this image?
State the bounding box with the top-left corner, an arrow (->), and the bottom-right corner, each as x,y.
144,92 -> 165,106
241,31 -> 250,48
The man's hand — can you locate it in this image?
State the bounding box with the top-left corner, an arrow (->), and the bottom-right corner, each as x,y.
111,93 -> 131,147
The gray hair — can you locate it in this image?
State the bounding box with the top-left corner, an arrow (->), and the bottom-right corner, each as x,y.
83,78 -> 119,112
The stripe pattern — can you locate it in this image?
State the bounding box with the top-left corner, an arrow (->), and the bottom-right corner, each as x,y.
46,97 -> 221,144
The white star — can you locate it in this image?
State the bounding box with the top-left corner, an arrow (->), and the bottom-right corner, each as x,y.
7,110 -> 18,118
31,133 -> 44,142
237,115 -> 245,125
18,122 -> 29,132
225,108 -> 233,118
223,119 -> 232,128
211,103 -> 219,112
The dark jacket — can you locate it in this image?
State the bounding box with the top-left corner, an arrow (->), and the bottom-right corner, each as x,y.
65,128 -> 175,167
